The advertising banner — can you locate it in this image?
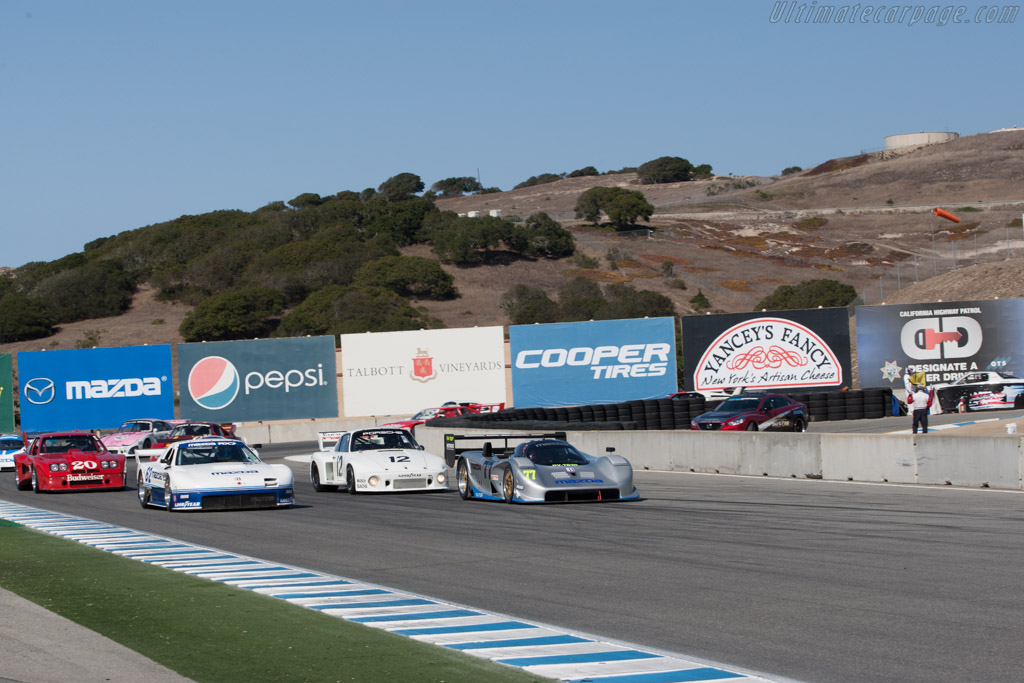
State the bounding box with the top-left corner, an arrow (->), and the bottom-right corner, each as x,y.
178,336 -> 338,422
0,354 -> 13,433
509,317 -> 677,407
682,309 -> 851,392
341,327 -> 506,416
856,298 -> 1024,389
17,345 -> 174,432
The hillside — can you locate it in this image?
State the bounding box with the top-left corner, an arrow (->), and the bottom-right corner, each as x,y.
1,130 -> 1022,354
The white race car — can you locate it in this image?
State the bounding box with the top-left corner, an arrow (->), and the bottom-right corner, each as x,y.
137,437 -> 294,512
0,433 -> 25,471
309,427 -> 448,494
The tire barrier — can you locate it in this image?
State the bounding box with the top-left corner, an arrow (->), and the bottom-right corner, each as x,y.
426,388 -> 896,432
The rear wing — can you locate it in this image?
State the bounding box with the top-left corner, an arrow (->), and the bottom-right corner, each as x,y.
443,432 -> 566,467
467,402 -> 505,413
317,431 -> 346,451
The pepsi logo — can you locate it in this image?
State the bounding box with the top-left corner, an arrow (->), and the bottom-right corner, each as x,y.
188,356 -> 240,410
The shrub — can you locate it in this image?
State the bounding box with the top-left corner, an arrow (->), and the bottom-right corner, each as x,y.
353,256 -> 456,299
179,287 -> 285,342
0,293 -> 55,342
690,289 -> 711,312
637,157 -> 694,184
753,279 -> 856,311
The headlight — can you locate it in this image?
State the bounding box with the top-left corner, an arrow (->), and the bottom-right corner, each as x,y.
368,475 -> 380,487
49,463 -> 68,472
726,417 -> 746,426
102,460 -> 118,469
690,418 -> 699,427
436,472 -> 446,485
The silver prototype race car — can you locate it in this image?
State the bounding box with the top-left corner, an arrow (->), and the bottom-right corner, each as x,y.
444,432 -> 638,504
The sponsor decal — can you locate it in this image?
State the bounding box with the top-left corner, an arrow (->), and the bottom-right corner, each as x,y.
67,473 -> 104,482
410,348 -> 436,383
188,356 -> 240,410
66,377 -> 163,400
879,360 -> 903,383
553,479 -> 604,485
695,317 -> 842,391
514,344 -> 669,379
211,469 -> 259,476
24,378 -> 56,405
899,315 -> 982,361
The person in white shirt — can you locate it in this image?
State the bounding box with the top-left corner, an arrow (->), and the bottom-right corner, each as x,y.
910,385 -> 932,434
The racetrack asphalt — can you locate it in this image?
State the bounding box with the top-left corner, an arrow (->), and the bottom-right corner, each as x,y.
6,411 -> 1024,683
0,586 -> 194,683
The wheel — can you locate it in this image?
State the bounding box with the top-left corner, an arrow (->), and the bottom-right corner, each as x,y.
164,478 -> 175,511
346,466 -> 357,494
457,458 -> 473,500
16,466 -> 31,491
31,468 -> 42,493
793,417 -> 806,433
138,475 -> 152,509
501,467 -> 516,503
311,463 -> 338,492
745,421 -> 759,432
142,439 -> 152,449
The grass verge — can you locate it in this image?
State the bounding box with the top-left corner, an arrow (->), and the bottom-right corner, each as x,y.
0,521 -> 546,683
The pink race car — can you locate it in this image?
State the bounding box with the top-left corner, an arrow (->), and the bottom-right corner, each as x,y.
100,419 -> 184,455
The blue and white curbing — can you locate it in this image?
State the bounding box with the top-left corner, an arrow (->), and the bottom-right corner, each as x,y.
0,501 -> 791,683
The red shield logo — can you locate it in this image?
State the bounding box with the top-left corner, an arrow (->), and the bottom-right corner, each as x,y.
410,349 -> 437,383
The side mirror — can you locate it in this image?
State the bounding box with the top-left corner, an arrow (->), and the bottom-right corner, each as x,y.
482,442 -> 492,459
606,447 -> 616,453
417,444 -> 424,450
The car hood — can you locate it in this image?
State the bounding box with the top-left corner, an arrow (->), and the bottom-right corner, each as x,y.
695,410 -> 753,422
349,448 -> 441,472
168,462 -> 292,487
101,432 -> 147,446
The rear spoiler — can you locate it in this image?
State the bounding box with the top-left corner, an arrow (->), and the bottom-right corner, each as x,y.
443,432 -> 566,467
317,431 -> 346,451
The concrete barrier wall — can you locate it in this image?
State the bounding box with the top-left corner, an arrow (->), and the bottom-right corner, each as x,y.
238,420 -> 1024,490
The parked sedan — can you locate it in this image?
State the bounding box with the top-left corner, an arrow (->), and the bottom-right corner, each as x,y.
690,393 -> 808,432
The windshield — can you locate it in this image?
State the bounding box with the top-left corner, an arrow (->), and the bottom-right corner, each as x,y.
174,443 -> 259,466
411,409 -> 439,420
171,424 -> 215,438
718,397 -> 762,412
996,372 -> 1023,380
351,430 -> 419,451
518,441 -> 588,466
0,438 -> 23,450
39,436 -> 100,453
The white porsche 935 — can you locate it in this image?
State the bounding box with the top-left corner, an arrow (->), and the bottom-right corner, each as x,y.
309,427 -> 447,494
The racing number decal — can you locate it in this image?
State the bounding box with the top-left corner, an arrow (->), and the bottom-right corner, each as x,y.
387,455 -> 411,463
522,469 -> 536,480
71,461 -> 99,471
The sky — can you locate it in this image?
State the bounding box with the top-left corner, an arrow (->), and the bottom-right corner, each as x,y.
1,0 -> 1020,268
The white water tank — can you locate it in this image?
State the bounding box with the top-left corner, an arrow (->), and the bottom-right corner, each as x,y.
467,211 -> 480,218
883,131 -> 959,150
489,209 -> 502,218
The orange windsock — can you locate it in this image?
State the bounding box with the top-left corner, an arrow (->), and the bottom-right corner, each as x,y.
933,207 -> 961,223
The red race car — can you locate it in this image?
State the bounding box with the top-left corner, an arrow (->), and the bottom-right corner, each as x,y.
15,431 -> 127,493
381,403 -> 504,431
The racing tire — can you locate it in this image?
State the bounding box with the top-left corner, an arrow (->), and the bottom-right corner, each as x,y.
165,479 -> 175,512
138,475 -> 152,509
346,466 -> 357,495
501,467 -> 516,504
457,458 -> 473,500
31,468 -> 42,493
792,417 -> 807,433
1016,395 -> 1024,409
311,464 -> 338,493
16,467 -> 31,491
745,422 -> 758,432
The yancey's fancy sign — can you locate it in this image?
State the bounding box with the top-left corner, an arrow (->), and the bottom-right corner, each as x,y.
340,327 -> 506,416
683,309 -> 851,392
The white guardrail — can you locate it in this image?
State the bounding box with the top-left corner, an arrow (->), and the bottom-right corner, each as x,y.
234,420 -> 1024,491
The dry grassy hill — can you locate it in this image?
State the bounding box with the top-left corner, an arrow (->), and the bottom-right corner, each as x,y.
2,130 -> 1022,355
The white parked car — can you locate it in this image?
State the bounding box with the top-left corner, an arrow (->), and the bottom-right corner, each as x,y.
309,427 -> 448,494
136,437 -> 294,512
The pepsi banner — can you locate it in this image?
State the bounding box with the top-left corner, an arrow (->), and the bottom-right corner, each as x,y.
17,345 -> 174,432
0,354 -> 14,433
682,309 -> 851,392
178,336 -> 338,422
340,327 -> 506,416
509,317 -> 677,407
856,298 -> 1024,388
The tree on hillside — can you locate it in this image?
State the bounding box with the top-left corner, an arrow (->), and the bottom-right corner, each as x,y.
499,285 -> 559,325
179,287 -> 285,342
353,256 -> 456,299
377,173 -> 424,202
278,285 -> 441,336
514,173 -> 563,189
637,156 -> 694,184
501,277 -> 676,324
0,293 -> 54,342
754,279 -> 856,311
574,186 -> 654,229
289,192 -> 324,208
781,166 -> 803,176
567,166 -> 599,178
430,177 -> 484,197
520,212 -> 575,258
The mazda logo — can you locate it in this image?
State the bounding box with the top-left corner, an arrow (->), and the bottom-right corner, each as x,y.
24,378 -> 56,405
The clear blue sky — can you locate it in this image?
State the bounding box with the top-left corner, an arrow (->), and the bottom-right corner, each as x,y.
2,0 -> 1019,267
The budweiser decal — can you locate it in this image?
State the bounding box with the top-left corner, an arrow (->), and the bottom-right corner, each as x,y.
694,317 -> 842,391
